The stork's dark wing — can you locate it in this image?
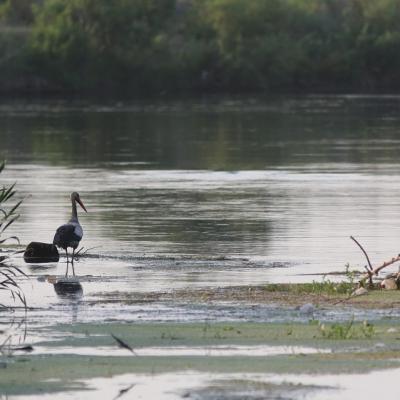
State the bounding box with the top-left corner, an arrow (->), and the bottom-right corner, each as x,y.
53,224 -> 81,247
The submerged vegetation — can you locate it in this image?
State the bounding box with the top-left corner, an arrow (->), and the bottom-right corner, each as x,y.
2,320 -> 400,396
2,0 -> 400,93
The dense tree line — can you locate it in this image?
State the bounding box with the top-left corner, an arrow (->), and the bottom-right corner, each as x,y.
1,0 -> 400,94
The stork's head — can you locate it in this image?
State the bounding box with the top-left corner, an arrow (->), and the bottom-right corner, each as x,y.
71,192 -> 87,212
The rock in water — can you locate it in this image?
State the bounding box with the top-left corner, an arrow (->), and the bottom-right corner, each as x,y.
380,278 -> 398,290
298,303 -> 315,315
24,242 -> 59,263
351,287 -> 369,297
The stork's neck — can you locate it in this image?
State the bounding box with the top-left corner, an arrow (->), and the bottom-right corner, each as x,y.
69,199 -> 79,223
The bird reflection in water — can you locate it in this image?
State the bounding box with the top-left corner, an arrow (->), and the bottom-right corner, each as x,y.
47,276 -> 82,323
47,275 -> 83,298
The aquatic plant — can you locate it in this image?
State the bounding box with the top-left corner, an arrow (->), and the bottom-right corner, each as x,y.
0,162 -> 22,243
0,161 -> 27,309
318,318 -> 375,340
264,280 -> 354,296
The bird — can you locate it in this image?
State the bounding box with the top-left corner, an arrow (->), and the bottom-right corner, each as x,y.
53,192 -> 87,276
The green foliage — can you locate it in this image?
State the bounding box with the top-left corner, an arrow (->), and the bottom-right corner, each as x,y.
3,0 -> 400,92
0,0 -> 36,24
344,263 -> 357,285
29,0 -> 176,91
318,318 -> 375,339
202,0 -> 311,88
319,317 -> 355,339
264,280 -> 354,296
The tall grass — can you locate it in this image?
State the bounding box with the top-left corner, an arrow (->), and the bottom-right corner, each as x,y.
0,161 -> 27,309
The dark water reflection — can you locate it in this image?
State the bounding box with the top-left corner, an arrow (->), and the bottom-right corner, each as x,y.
2,94 -> 400,169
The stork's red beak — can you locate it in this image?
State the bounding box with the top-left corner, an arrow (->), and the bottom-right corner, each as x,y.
77,198 -> 87,212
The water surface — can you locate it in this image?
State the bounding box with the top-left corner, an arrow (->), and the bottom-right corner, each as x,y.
3,94 -> 400,399
2,95 -> 400,317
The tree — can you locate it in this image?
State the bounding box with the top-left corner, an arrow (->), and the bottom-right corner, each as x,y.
29,0 -> 176,91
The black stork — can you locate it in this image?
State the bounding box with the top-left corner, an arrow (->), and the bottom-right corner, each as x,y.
53,192 -> 87,276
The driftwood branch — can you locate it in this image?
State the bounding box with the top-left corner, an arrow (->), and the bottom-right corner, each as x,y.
357,252 -> 400,285
350,236 -> 373,286
370,255 -> 400,276
350,236 -> 373,271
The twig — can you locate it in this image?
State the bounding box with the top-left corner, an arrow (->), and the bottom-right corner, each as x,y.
372,255 -> 400,276
359,254 -> 400,285
75,246 -> 100,257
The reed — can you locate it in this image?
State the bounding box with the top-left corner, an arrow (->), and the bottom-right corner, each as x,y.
0,161 -> 27,309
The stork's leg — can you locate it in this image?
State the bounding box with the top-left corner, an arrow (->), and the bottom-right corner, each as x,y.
71,248 -> 76,276
65,249 -> 69,277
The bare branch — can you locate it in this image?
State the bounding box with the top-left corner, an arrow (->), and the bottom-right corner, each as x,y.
350,236 -> 373,271
350,236 -> 374,286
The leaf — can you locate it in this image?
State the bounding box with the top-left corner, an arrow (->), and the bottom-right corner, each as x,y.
15,291 -> 27,308
111,334 -> 137,355
3,267 -> 17,277
7,200 -> 23,217
0,236 -> 20,244
0,271 -> 18,287
2,183 -> 16,202
8,265 -> 28,277
1,215 -> 19,233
